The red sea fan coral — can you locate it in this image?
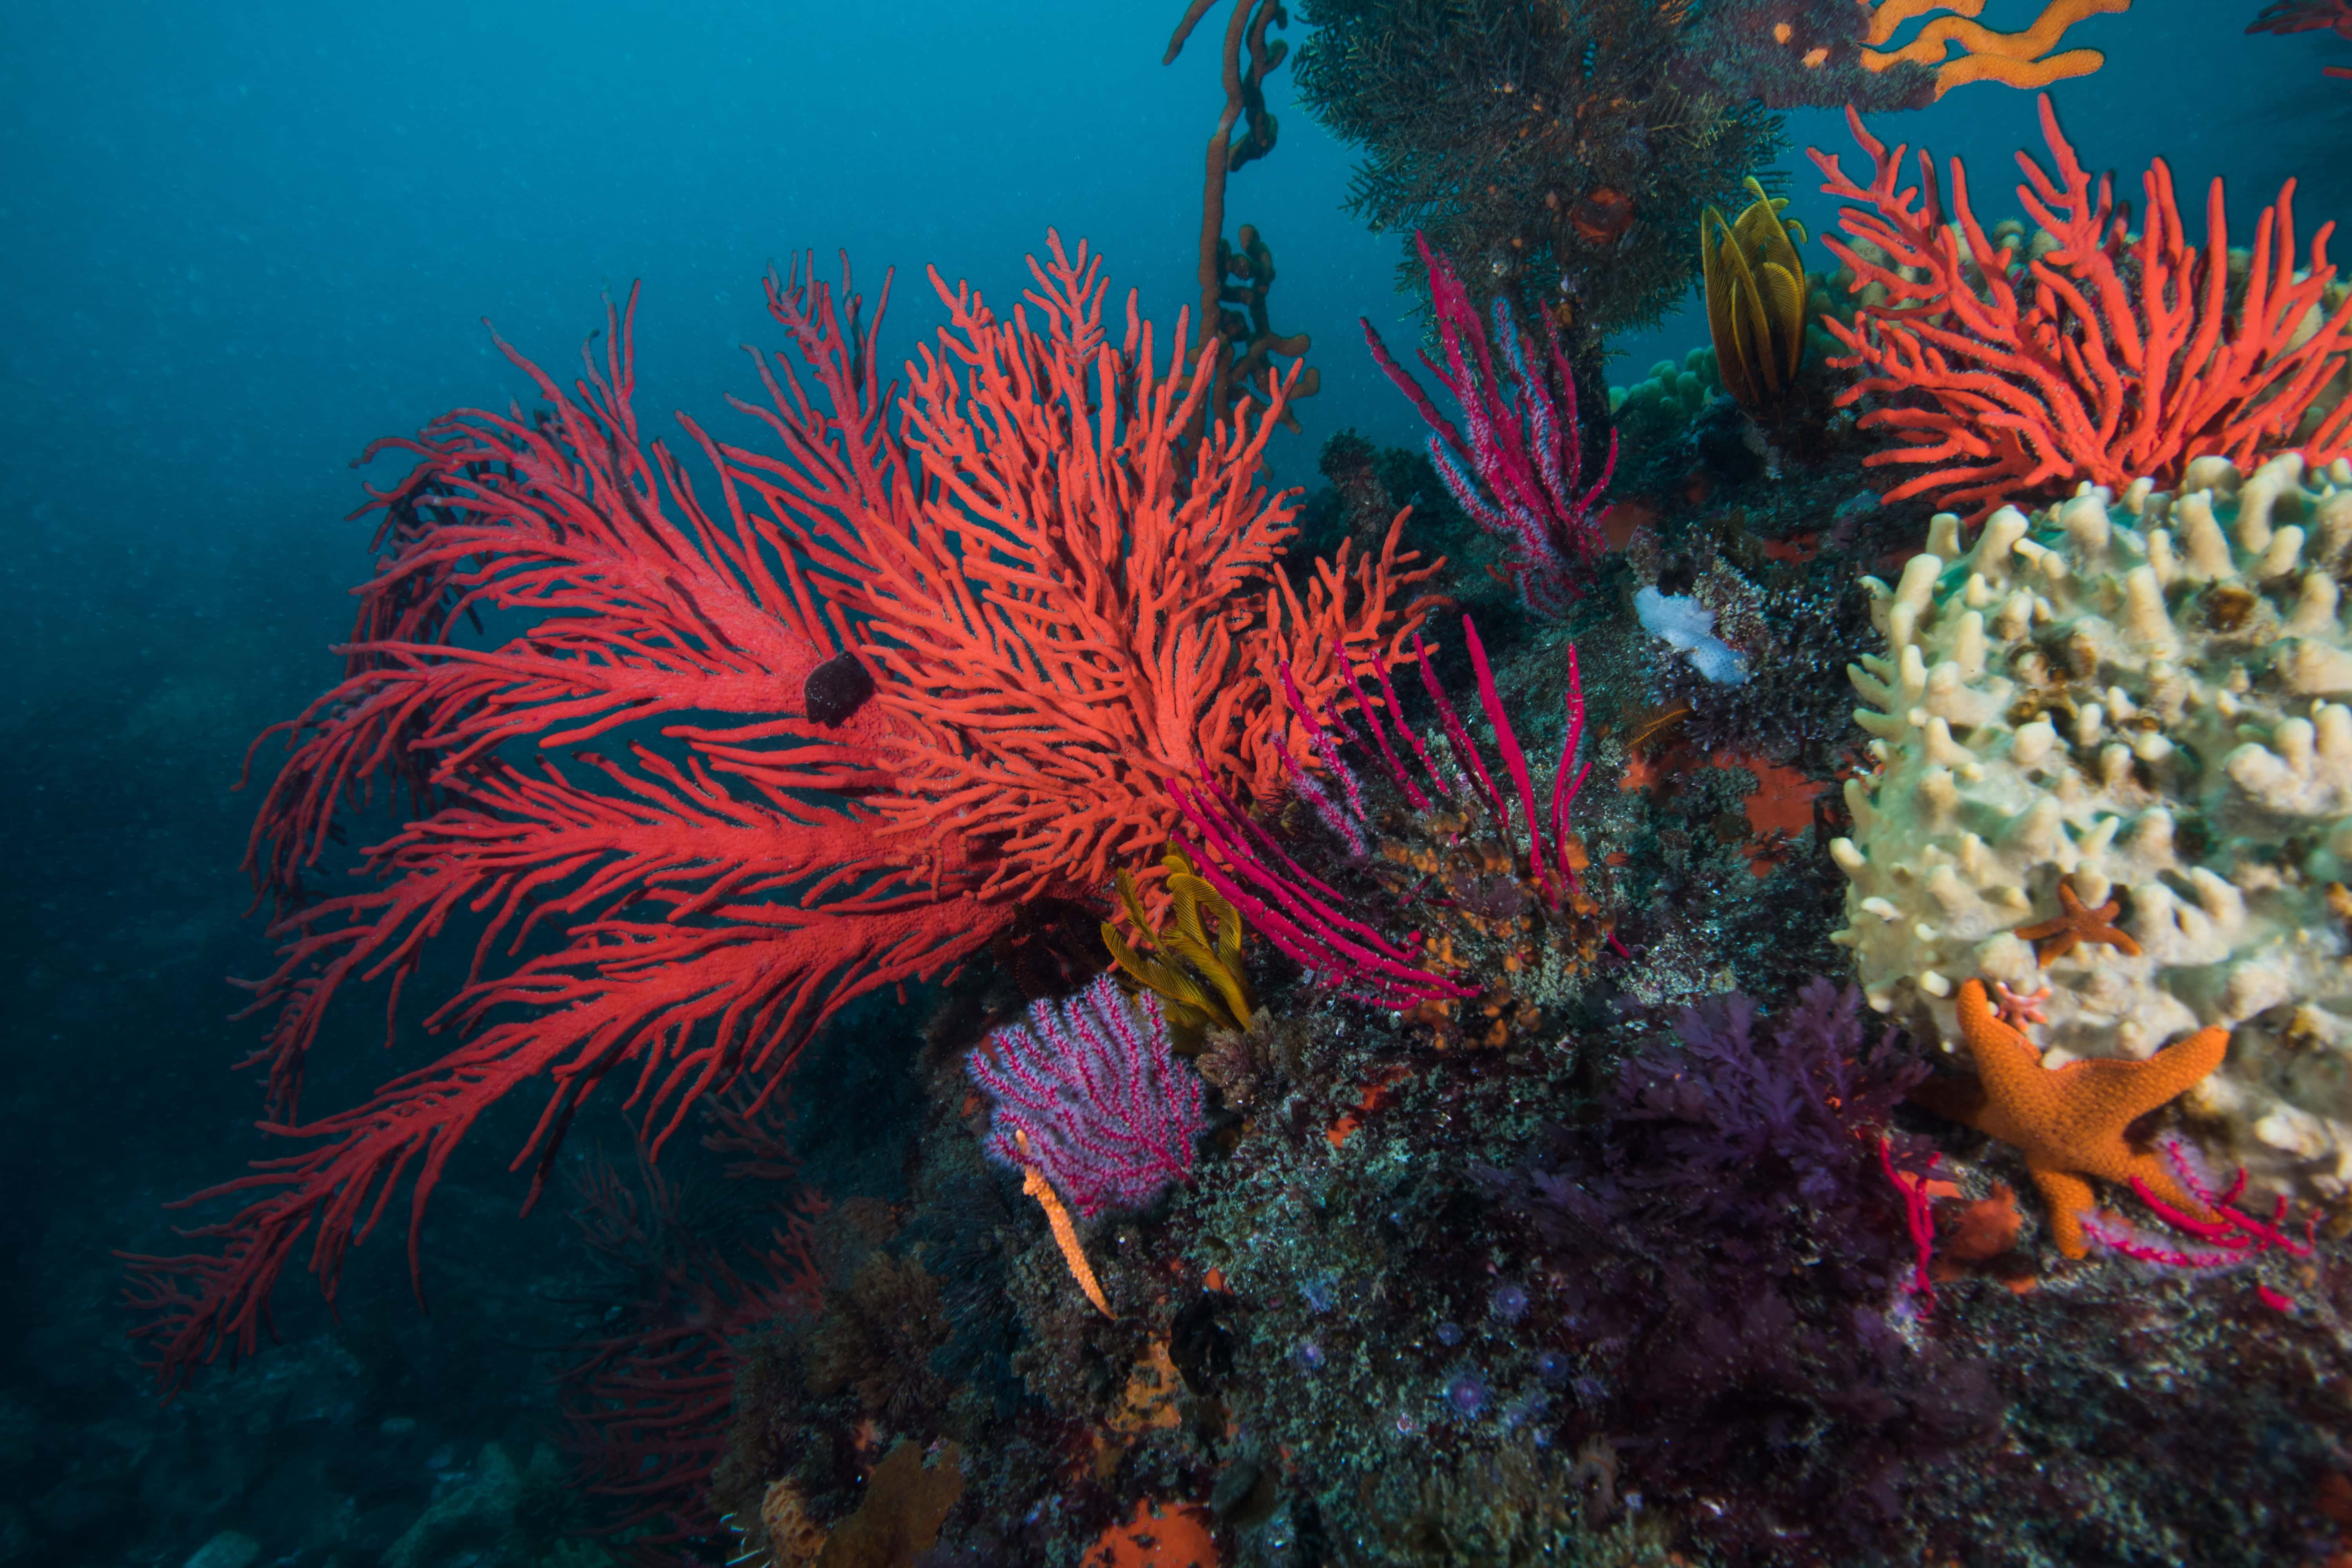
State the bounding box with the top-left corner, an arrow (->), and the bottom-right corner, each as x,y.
1811,93 -> 2352,517
125,283 -> 973,1397
124,234 -> 1433,1394
842,240 -> 1441,898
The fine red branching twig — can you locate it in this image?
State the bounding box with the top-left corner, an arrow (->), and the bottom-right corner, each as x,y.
559,1095 -> 825,1563
126,277 -> 974,1396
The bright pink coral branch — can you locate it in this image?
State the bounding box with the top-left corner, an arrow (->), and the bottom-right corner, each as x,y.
1877,1135 -> 1940,1315
2247,0 -> 2352,78
1172,764 -> 1469,1009
2079,1133 -> 2317,1285
1362,234 -> 1615,617
1168,614 -> 1599,1005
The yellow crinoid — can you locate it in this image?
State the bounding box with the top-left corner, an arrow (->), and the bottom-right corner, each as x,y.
1101,848 -> 1256,1053
1701,176 -> 1809,410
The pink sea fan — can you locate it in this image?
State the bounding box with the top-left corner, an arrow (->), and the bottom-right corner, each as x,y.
967,974 -> 1206,1218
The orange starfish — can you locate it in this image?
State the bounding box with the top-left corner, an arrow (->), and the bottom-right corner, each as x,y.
2015,882 -> 2140,964
1910,979 -> 2229,1257
1992,980 -> 2052,1026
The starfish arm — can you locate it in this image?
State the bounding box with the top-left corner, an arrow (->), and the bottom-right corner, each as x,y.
2045,1025 -> 2230,1133
2122,1149 -> 2223,1228
2029,1167 -> 2100,1258
1955,979 -> 2062,1108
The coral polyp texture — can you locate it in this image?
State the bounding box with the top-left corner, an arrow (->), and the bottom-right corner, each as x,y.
967,974 -> 1205,1220
1831,453 -> 2352,1193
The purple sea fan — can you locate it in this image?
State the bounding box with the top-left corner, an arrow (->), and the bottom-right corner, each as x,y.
967,973 -> 1206,1219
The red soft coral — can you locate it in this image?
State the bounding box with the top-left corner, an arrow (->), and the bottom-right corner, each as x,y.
1811,93 -> 2352,517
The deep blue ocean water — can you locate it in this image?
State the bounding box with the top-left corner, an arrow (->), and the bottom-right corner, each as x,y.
4,1 -> 2349,1563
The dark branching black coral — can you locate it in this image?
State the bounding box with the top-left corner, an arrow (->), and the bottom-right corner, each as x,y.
1296,0 -> 1781,337
808,1253 -> 952,1432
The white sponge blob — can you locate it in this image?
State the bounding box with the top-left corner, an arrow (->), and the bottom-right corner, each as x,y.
1635,586 -> 1750,685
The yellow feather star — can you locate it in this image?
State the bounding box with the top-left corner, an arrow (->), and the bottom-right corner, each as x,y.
1101,848 -> 1256,1054
1701,176 -> 1809,410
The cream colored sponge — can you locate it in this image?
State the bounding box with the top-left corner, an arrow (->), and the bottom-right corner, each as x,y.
1834,454 -> 2352,1194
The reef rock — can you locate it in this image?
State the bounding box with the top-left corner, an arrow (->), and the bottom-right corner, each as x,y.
1831,453 -> 2352,1193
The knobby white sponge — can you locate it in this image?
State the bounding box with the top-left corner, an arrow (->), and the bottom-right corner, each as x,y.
1833,454 -> 2352,1194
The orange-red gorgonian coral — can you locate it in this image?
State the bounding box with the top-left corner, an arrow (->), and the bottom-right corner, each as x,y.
123,233 -> 1433,1394
848,240 -> 1437,899
1811,93 -> 2352,518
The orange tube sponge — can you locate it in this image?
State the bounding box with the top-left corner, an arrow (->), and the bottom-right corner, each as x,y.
1022,1160 -> 1114,1319
1862,0 -> 2131,97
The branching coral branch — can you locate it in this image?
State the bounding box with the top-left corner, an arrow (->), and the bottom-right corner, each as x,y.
558,1104 -> 825,1559
2080,1132 -> 2318,1279
856,233 -> 1440,898
1169,615 -> 1596,1005
1176,759 -> 1475,1009
127,281 -> 1000,1395
1860,0 -> 2131,98
1364,235 -> 1615,618
1811,94 -> 2352,516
